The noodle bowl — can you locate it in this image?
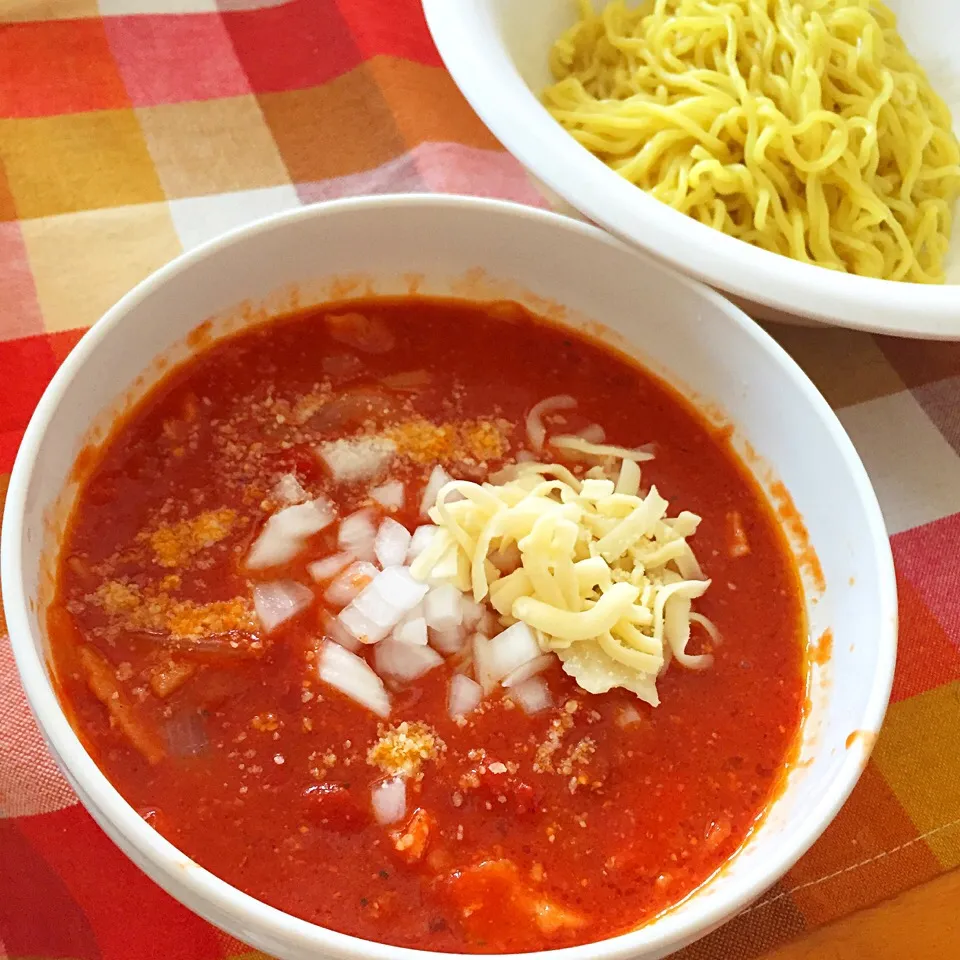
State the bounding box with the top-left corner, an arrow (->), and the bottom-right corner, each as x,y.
544,0 -> 960,283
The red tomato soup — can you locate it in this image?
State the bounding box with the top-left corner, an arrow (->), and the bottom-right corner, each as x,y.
48,298 -> 805,953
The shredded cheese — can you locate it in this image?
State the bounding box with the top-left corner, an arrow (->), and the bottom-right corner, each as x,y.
409,459 -> 716,706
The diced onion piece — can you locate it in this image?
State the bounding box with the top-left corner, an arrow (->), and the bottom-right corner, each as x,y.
317,437 -> 396,484
526,395 -> 577,451
165,712 -> 208,758
407,525 -> 438,561
317,640 -> 390,717
374,638 -> 443,682
472,633 -> 496,695
273,473 -> 309,504
253,580 -> 314,633
368,566 -> 430,614
394,614 -> 428,646
448,674 -> 482,718
424,583 -> 464,632
320,610 -> 361,653
340,567 -> 430,644
247,498 -> 336,569
337,605 -> 384,645
307,552 -> 354,583
486,621 -> 541,686
509,676 -> 552,715
460,594 -> 486,629
429,626 -> 465,654
339,509 -> 378,562
327,312 -> 395,355
324,560 -> 379,607
420,465 -> 452,517
617,704 -> 642,727
501,653 -> 555,688
371,776 -> 406,825
375,517 -> 412,569
370,479 -> 405,510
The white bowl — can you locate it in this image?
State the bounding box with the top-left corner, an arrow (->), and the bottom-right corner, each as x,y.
2,195 -> 895,960
423,0 -> 960,338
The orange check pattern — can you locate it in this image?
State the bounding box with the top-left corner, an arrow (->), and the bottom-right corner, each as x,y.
1,3 -> 959,958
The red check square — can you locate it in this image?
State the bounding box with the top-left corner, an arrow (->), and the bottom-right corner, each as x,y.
0,334 -> 57,470
0,19 -> 130,117
222,0 -> 361,94
334,0 -> 442,65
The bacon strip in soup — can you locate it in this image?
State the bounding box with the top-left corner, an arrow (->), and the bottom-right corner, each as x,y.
48,297 -> 806,953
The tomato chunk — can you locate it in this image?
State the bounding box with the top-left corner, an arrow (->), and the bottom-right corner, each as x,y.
441,859 -> 584,943
391,807 -> 433,863
303,782 -> 367,832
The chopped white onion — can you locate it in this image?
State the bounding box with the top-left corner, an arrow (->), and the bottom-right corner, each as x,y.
509,676 -> 552,715
320,610 -> 361,653
478,610 -> 500,637
460,594 -> 486,629
371,776 -> 406,825
316,437 -> 396,484
317,640 -> 390,717
252,580 -> 314,633
407,525 -> 438,561
337,604 -> 383,645
338,509 -> 378,562
340,567 -> 430,644
526,395 -> 577,452
324,560 -> 379,607
617,704 -> 642,728
328,313 -> 396,355
374,637 -> 443,682
429,625 -> 465,654
486,621 -> 542,686
273,473 -> 309,504
448,674 -> 482,719
370,479 -> 405,510
246,498 -> 336,569
472,633 -> 496,695
501,653 -> 555,688
394,614 -> 428,646
367,566 -> 430,613
307,552 -> 354,583
424,583 -> 463,632
420,465 -> 452,517
375,517 -> 412,569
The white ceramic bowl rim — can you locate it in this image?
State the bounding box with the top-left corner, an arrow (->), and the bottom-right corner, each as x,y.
1,195 -> 896,960
423,0 -> 960,338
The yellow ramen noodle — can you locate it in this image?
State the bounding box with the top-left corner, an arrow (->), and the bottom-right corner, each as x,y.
544,0 -> 960,283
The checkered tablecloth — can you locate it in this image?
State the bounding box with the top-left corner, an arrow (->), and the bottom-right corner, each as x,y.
1,2 -> 959,958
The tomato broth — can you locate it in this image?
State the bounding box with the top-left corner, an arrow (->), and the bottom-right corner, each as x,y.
48,298 -> 806,953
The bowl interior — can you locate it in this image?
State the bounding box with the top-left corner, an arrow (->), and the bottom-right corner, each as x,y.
425,0 -> 960,334
2,197 -> 895,960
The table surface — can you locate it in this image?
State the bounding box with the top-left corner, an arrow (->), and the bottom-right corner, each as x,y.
1,2 -> 959,959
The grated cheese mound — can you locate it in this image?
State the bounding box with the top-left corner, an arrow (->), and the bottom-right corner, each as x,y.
409,459 -> 716,706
